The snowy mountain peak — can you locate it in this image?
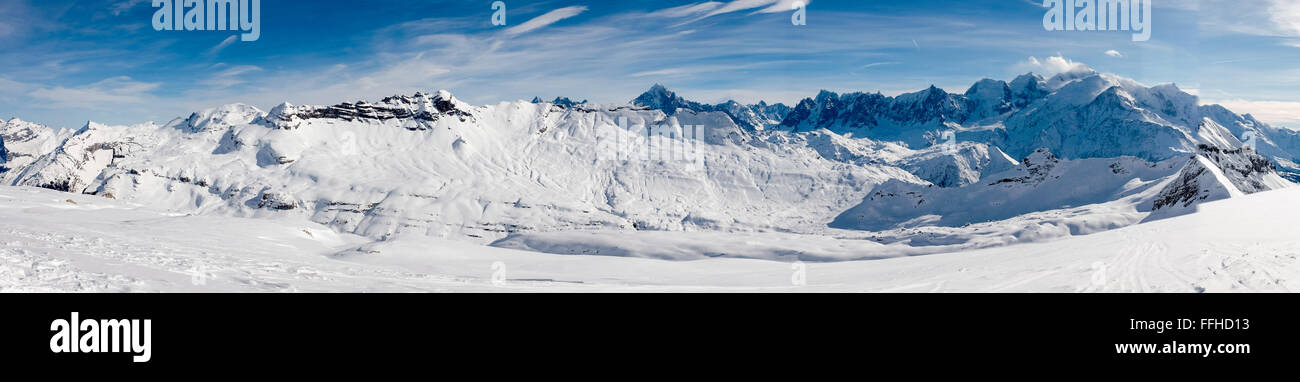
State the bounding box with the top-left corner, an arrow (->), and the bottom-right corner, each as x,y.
965,79 -> 1013,119
966,79 -> 1010,96
647,83 -> 669,94
549,97 -> 588,107
1010,72 -> 1045,85
181,103 -> 265,133
1045,66 -> 1100,89
1089,85 -> 1136,108
630,85 -> 789,130
632,84 -> 698,115
262,92 -> 474,130
1022,148 -> 1059,166
1149,144 -> 1291,220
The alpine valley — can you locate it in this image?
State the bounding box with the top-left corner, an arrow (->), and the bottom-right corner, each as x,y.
3,66 -> 1299,292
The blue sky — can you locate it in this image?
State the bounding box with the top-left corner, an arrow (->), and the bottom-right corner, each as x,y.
2,0 -> 1300,129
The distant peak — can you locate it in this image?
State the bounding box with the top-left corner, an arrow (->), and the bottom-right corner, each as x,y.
633,84 -> 697,114
1010,73 -> 1045,86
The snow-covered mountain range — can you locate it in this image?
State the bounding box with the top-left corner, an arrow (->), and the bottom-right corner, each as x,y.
1,67 -> 1294,261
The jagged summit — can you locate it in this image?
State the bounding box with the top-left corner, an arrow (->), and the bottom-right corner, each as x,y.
773,69 -> 1300,183
173,103 -> 265,133
1147,144 -> 1291,221
631,84 -> 702,115
532,97 -> 587,107
262,90 -> 473,130
629,84 -> 790,130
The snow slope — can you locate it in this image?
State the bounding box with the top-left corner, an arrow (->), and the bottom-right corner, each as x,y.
0,118 -> 73,185
5,93 -> 926,245
4,185 -> 1299,292
829,148 -> 1186,231
2,67 -> 1296,288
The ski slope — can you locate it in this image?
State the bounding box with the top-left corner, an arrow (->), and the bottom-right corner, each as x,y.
3,185 -> 1297,292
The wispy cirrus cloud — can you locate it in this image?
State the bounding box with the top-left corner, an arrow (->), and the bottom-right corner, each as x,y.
503,6 -> 588,37
199,65 -> 263,89
28,76 -> 161,110
1199,0 -> 1300,37
110,0 -> 148,16
664,0 -> 811,25
205,35 -> 239,56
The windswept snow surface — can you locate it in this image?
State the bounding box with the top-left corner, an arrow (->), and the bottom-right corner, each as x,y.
3,185 -> 1299,292
3,69 -> 1299,292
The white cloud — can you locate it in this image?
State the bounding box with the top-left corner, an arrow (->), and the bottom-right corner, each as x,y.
200,65 -> 263,89
503,6 -> 588,37
1200,0 -> 1300,37
29,76 -> 160,109
1105,49 -> 1123,58
206,36 -> 239,57
1015,55 -> 1092,76
862,62 -> 899,69
755,0 -> 813,14
672,0 -> 812,24
1268,0 -> 1300,36
1205,99 -> 1300,127
110,0 -> 148,16
649,2 -> 724,18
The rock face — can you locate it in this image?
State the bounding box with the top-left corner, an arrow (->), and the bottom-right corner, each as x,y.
11,122 -> 166,194
532,97 -> 588,108
263,91 -> 473,130
258,191 -> 299,210
1,118 -> 71,184
631,84 -> 791,131
1149,145 -> 1291,219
